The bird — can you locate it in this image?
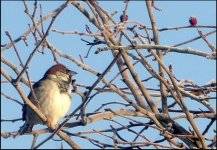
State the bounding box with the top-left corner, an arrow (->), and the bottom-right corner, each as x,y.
19,64 -> 77,134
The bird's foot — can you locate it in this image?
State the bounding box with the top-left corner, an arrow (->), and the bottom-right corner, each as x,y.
46,118 -> 57,132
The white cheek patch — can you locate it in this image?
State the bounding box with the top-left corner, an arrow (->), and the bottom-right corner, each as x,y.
57,73 -> 70,82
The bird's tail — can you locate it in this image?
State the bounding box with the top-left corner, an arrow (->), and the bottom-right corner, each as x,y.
18,122 -> 33,135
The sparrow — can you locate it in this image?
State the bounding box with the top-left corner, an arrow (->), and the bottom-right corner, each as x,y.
19,64 -> 77,134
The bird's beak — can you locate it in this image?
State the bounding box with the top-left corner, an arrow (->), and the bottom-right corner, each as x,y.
69,70 -> 77,76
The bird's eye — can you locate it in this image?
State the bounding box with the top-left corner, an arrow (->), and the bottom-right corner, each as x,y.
65,69 -> 72,75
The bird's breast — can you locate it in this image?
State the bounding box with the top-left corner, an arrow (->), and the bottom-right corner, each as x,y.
36,80 -> 72,125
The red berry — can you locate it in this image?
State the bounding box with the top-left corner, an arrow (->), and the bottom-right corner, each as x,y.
189,16 -> 197,26
120,14 -> 128,22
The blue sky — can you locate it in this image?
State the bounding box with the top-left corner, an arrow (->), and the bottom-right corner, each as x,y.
1,1 -> 216,149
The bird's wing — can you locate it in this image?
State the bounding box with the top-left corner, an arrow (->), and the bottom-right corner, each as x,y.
22,79 -> 43,121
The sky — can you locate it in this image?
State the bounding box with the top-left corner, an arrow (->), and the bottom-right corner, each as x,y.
1,1 -> 216,149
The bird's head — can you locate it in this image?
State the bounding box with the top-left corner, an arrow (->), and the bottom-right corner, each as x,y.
44,64 -> 77,82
